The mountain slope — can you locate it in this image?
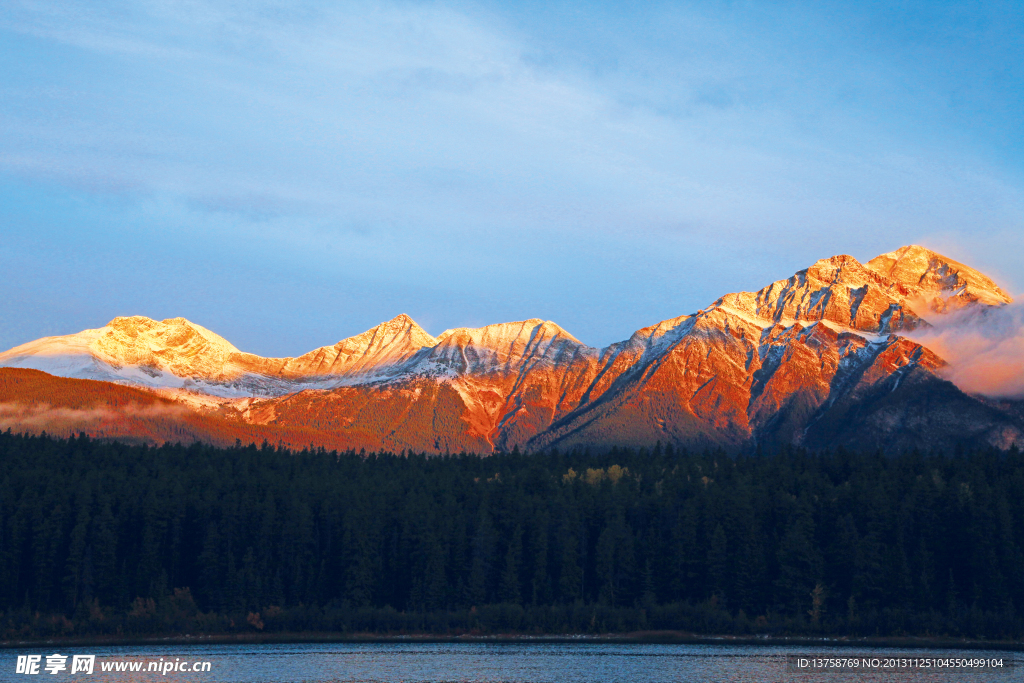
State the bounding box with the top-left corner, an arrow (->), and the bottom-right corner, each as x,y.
0,368 -> 362,450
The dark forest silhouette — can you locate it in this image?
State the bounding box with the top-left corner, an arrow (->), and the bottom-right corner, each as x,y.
1,430 -> 1022,639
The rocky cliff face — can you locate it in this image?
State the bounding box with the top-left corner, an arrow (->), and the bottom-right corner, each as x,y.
1,245 -> 1019,451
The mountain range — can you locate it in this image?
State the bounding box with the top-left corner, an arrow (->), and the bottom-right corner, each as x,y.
2,245 -> 1021,452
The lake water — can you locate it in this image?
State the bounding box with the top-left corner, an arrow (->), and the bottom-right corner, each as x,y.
2,642 -> 1019,682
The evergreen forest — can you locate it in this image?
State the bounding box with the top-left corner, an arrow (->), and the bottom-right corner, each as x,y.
1,430 -> 1023,640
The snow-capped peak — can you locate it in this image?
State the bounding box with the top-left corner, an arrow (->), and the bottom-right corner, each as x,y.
96,315 -> 243,366
273,314 -> 437,378
423,319 -> 593,377
702,246 -> 1011,336
436,319 -> 584,347
0,315 -> 244,380
866,245 -> 1012,309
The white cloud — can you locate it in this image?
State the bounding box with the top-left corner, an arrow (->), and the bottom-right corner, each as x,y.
910,302 -> 1024,399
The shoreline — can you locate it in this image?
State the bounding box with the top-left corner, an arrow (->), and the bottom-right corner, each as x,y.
2,631 -> 1022,651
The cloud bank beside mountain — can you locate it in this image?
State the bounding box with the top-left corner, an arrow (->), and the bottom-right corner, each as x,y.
910,302 -> 1024,399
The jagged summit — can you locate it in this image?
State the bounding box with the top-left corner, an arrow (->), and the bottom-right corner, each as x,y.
711,253 -> 913,333
705,245 -> 1011,336
424,319 -> 593,377
357,313 -> 437,348
866,245 -> 1012,309
327,313 -> 437,363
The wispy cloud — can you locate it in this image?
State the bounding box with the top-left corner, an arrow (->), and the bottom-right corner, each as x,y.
3,0 -> 1017,229
0,1 -> 1021,351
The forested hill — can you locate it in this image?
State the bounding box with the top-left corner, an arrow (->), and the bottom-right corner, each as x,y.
1,431 -> 1023,640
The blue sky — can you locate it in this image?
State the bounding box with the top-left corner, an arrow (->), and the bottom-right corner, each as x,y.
1,0 -> 1021,355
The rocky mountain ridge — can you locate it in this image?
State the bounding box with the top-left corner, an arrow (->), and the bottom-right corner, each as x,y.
1,245 -> 1019,452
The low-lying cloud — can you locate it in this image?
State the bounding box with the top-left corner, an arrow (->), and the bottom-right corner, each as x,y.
909,302 -> 1024,399
0,401 -> 187,432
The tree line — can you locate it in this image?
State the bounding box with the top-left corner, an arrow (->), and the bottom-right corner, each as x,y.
1,430 -> 1022,639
